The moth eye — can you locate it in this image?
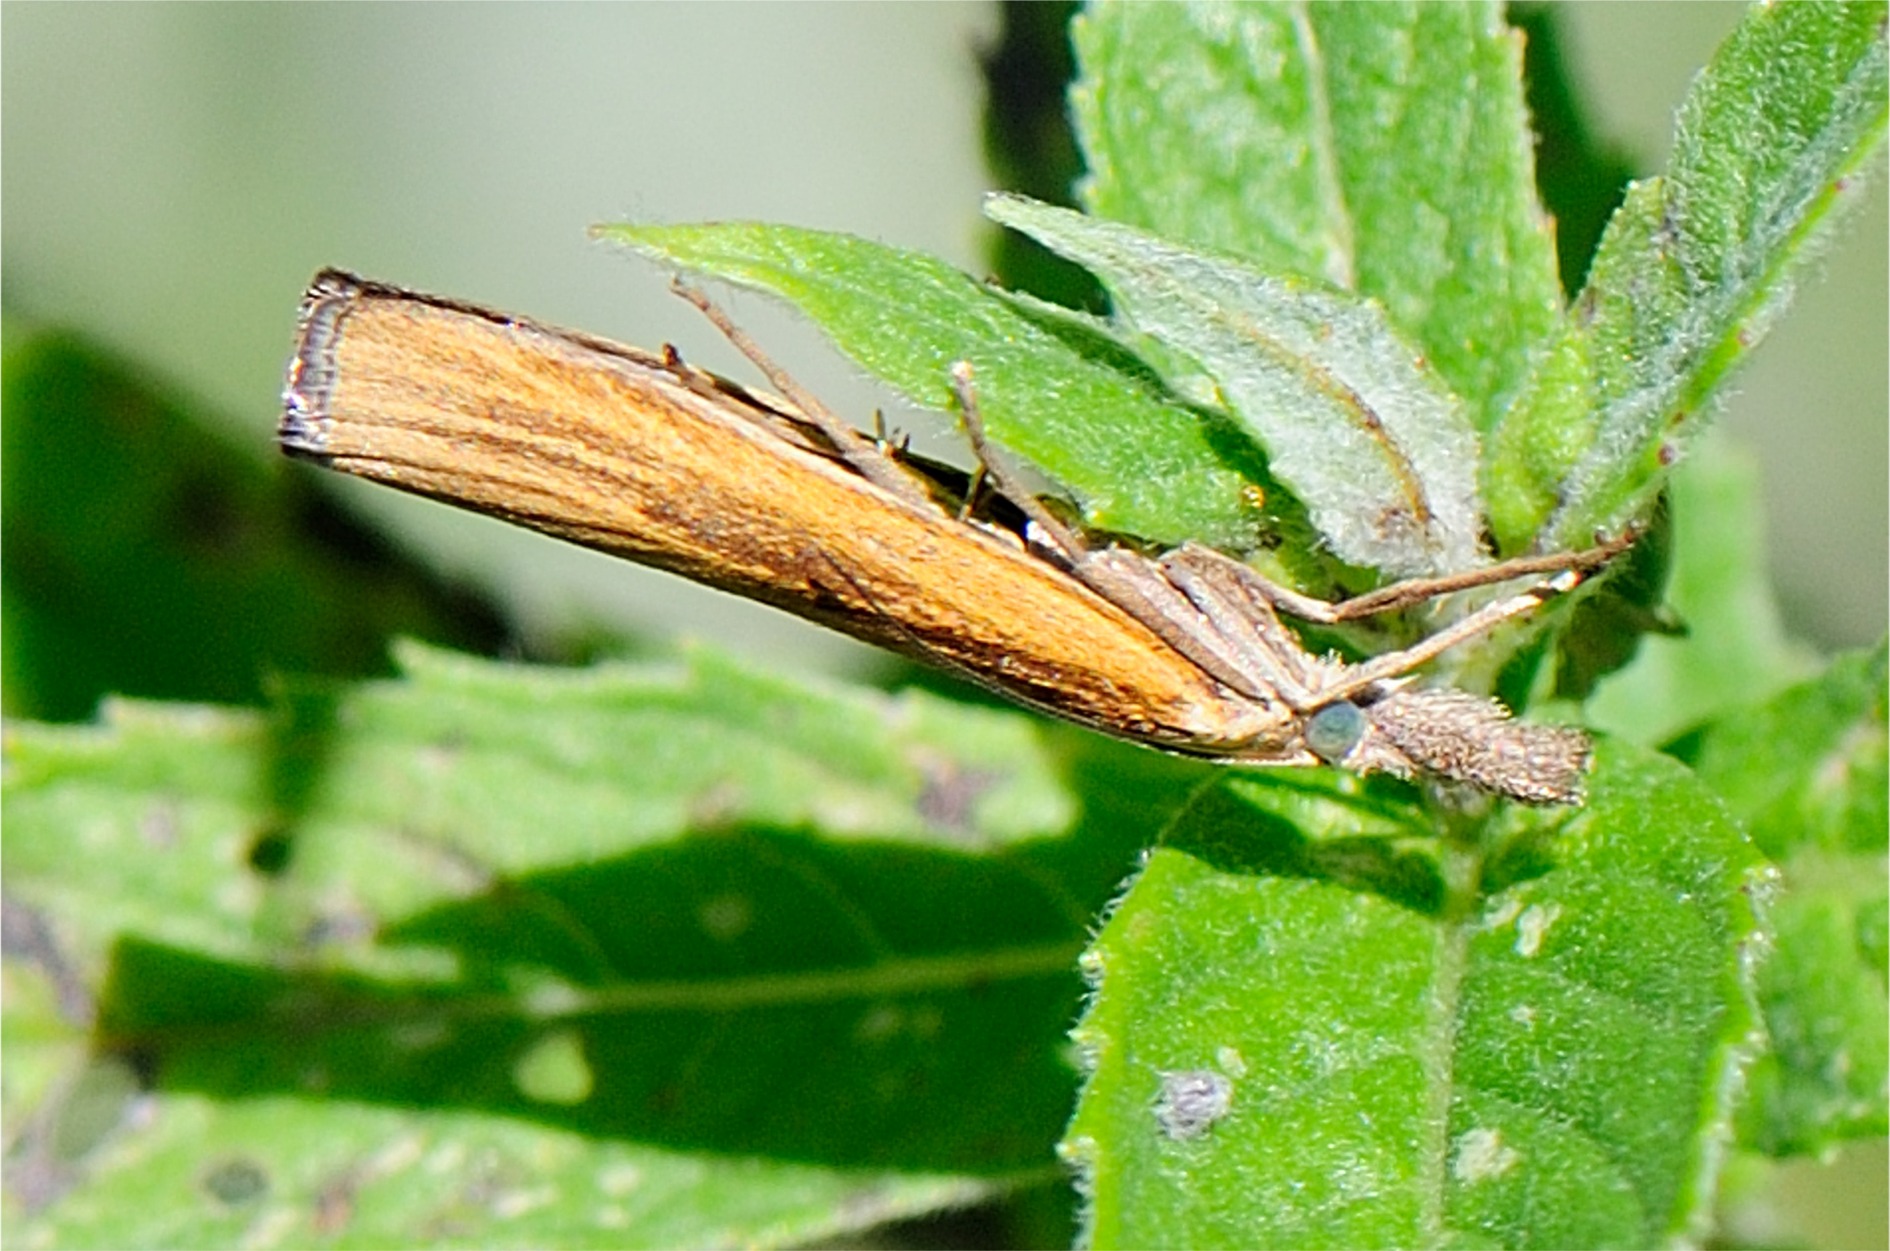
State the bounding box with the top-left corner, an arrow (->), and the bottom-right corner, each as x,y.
1305,700 -> 1367,763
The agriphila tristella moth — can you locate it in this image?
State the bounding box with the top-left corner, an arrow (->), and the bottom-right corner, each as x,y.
280,270 -> 1630,804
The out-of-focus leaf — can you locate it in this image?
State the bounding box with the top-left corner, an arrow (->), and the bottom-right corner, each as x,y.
0,321 -> 513,723
1684,643 -> 1888,1156
1587,436 -> 1816,746
976,0 -> 1101,311
3,644 -> 1206,1247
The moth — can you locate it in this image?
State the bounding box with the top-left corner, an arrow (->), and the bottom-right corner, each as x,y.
280,270 -> 1628,804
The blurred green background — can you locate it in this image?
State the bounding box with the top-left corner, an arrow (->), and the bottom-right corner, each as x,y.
3,6 -> 1884,1242
4,4 -> 1005,688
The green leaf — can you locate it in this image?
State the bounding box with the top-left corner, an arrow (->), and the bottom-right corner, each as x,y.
1064,743 -> 1767,1248
1489,0 -> 1890,551
1683,643 -> 1888,1155
1071,2 -> 1563,434
1534,501 -> 1678,704
987,195 -> 1483,577
3,1063 -> 996,1251
0,320 -> 512,723
4,644 -> 1208,1247
1073,2 -> 1352,285
595,221 -> 1269,551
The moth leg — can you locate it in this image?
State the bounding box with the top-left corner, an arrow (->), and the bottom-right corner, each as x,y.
948,362 -> 1290,706
1078,549 -> 1289,703
1208,529 -> 1636,625
1155,548 -> 1326,708
1316,569 -> 1588,705
672,281 -> 935,508
945,361 -> 1087,564
956,459 -> 990,523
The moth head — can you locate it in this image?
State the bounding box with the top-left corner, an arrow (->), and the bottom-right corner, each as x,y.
1310,687 -> 1591,806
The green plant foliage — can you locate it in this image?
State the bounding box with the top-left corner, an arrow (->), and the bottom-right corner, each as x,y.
1033,4 -> 1880,1243
1684,644 -> 1889,1156
975,0 -> 1101,311
0,322 -> 513,723
7,4 -> 1884,1248
596,222 -> 1270,552
1065,746 -> 1767,1249
1488,0 -> 1889,551
1586,437 -> 1816,747
986,195 -> 1485,577
1506,4 -> 1638,294
4,643 -> 1205,1247
1070,1 -> 1563,433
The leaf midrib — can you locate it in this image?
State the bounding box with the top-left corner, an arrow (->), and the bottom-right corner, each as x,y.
1415,843 -> 1476,1248
103,939 -> 1090,1055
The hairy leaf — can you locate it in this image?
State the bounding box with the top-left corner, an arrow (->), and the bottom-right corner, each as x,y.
1065,746 -> 1767,1248
1686,643 -> 1889,1155
1071,1 -> 1563,435
597,221 -> 1269,551
987,195 -> 1484,577
1489,1 -> 1889,551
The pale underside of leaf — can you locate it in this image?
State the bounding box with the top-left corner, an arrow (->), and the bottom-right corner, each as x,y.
988,194 -> 1485,578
